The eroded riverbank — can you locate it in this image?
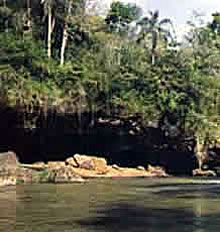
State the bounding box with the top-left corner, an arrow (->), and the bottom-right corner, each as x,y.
0,151 -> 168,186
1,151 -> 219,187
16,153 -> 168,184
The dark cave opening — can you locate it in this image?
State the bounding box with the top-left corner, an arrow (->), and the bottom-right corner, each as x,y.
0,107 -> 198,175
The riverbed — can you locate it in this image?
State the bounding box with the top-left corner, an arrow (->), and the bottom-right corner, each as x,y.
1,178 -> 220,231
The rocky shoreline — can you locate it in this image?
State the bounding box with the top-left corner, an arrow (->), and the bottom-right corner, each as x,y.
0,151 -> 218,187
1,151 -> 169,186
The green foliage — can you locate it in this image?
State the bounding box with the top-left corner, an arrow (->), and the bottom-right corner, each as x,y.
210,12 -> 220,34
0,0 -> 220,152
105,1 -> 142,34
135,10 -> 175,65
39,170 -> 56,182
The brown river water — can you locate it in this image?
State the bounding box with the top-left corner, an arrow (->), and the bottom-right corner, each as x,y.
0,178 -> 220,232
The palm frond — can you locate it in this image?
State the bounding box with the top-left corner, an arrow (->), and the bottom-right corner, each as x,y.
153,10 -> 159,20
137,17 -> 150,26
159,18 -> 173,26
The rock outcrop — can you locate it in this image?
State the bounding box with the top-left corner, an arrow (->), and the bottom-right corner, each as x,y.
1,152 -> 170,186
0,151 -> 17,186
62,154 -> 169,178
73,154 -> 108,174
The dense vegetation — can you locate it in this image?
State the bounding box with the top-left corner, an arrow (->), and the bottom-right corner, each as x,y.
0,0 -> 220,168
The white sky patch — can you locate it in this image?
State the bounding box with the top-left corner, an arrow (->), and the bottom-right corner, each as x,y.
140,0 -> 220,24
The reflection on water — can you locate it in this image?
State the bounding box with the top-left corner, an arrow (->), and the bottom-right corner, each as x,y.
0,186 -> 16,231
1,178 -> 220,232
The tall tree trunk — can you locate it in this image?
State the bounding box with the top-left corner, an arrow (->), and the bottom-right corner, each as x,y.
151,44 -> 156,65
27,0 -> 31,30
47,5 -> 52,58
151,52 -> 155,65
60,1 -> 72,66
51,16 -> 56,33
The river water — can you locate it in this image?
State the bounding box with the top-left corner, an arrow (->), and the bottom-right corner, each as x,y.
1,178 -> 220,232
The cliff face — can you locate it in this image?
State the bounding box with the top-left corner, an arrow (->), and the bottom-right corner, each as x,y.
0,107 -> 201,176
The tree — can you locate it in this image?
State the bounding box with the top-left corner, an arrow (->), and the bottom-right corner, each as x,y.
136,10 -> 175,65
1,1 -> 220,172
0,3 -> 12,32
25,0 -> 32,32
41,0 -> 56,58
60,0 -> 73,66
210,12 -> 220,35
59,0 -> 88,66
105,1 -> 142,34
183,18 -> 220,169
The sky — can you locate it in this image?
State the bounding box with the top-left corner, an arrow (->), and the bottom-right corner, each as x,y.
121,0 -> 220,24
95,0 -> 220,40
142,0 -> 220,40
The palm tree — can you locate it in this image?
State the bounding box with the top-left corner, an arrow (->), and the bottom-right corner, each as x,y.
135,10 -> 175,65
105,1 -> 142,34
210,12 -> 220,34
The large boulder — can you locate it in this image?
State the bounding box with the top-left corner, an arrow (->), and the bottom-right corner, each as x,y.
73,154 -> 108,174
0,151 -> 17,186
